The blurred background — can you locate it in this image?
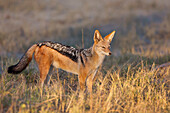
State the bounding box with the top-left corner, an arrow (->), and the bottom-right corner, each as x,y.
0,0 -> 169,62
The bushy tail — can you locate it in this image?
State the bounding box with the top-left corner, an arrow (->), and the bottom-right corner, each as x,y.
8,44 -> 37,74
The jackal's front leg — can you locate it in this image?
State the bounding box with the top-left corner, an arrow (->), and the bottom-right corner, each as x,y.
78,75 -> 86,90
86,70 -> 97,111
86,69 -> 97,93
86,75 -> 93,94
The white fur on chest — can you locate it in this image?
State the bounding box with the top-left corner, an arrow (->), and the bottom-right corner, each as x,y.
95,55 -> 105,68
52,61 -> 59,68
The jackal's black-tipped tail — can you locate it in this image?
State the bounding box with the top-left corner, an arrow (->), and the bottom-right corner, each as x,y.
8,44 -> 37,74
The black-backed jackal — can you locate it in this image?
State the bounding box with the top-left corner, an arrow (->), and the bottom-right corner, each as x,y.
8,30 -> 116,93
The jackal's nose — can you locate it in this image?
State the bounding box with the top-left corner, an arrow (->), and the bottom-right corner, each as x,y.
109,52 -> 112,55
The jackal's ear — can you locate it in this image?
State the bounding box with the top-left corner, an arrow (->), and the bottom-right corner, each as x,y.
94,30 -> 103,44
104,31 -> 116,43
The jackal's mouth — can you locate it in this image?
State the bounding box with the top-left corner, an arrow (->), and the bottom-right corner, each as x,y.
100,51 -> 112,56
105,52 -> 112,56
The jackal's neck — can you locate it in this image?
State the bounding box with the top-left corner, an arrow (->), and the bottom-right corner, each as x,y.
91,45 -> 105,67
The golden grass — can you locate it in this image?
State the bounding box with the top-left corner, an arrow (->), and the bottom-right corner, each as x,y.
0,57 -> 169,113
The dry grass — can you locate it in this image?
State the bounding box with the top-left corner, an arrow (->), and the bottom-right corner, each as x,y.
0,58 -> 169,113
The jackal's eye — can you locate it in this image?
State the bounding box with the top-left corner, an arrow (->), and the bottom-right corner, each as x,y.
102,46 -> 105,49
108,46 -> 111,49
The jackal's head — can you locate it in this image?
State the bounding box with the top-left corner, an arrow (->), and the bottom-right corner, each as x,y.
93,30 -> 116,56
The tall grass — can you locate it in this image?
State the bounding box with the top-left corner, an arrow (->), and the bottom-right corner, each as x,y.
0,57 -> 169,112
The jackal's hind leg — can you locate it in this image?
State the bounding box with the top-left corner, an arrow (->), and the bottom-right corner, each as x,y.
39,65 -> 51,89
44,66 -> 53,87
37,62 -> 51,97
